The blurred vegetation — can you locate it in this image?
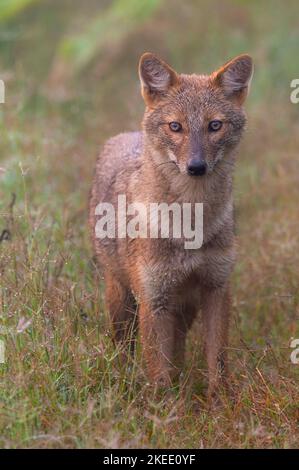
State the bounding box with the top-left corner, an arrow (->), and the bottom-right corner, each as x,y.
0,0 -> 299,449
56,0 -> 160,72
0,0 -> 40,22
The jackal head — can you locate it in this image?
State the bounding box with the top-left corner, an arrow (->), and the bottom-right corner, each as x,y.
139,53 -> 253,176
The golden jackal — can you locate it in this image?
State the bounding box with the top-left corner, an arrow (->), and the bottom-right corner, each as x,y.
89,53 -> 253,400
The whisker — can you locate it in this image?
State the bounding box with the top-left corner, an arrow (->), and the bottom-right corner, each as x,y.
154,161 -> 177,169
219,159 -> 235,167
213,167 -> 226,178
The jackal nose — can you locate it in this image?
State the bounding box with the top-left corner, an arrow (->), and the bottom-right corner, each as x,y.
187,160 -> 207,176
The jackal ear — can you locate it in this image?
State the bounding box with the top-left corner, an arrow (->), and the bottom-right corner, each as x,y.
139,53 -> 178,106
213,54 -> 253,105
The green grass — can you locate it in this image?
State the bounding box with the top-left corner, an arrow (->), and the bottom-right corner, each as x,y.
0,0 -> 299,448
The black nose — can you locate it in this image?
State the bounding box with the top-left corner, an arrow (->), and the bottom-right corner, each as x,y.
187,161 -> 207,176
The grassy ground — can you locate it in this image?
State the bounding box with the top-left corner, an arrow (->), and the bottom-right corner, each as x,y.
0,0 -> 299,448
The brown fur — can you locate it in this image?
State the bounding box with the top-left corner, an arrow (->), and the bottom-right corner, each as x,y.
89,53 -> 253,400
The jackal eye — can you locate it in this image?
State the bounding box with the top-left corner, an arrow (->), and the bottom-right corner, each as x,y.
208,120 -> 223,132
169,122 -> 182,132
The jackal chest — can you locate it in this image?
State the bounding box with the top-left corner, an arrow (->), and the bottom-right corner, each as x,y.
139,241 -> 235,308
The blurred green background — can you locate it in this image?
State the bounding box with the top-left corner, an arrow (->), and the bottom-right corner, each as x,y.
0,0 -> 299,448
1,0 -> 299,130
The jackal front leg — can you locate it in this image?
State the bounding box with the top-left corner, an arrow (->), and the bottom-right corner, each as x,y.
201,284 -> 231,402
105,273 -> 137,354
139,301 -> 178,388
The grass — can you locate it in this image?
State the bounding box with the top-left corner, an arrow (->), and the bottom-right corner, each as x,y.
0,0 -> 299,448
